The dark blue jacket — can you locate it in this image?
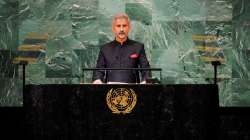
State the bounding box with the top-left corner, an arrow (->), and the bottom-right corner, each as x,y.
92,39 -> 151,83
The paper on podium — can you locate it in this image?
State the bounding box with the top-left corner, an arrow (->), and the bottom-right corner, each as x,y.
107,82 -> 129,84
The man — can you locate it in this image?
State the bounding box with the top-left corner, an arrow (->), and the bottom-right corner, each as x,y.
92,13 -> 151,84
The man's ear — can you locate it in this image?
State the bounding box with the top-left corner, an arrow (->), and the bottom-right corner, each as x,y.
128,22 -> 131,32
111,20 -> 116,33
111,25 -> 115,33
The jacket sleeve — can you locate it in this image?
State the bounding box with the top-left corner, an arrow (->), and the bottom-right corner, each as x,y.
138,44 -> 152,81
92,47 -> 106,82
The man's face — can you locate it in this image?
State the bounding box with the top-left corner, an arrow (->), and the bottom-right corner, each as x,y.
112,18 -> 130,40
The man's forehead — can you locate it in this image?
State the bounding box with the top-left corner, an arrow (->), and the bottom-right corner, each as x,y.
113,18 -> 129,24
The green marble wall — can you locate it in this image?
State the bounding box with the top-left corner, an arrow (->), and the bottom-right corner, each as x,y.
0,0 -> 249,107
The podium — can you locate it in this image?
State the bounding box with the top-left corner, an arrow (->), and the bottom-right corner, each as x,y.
24,84 -> 219,140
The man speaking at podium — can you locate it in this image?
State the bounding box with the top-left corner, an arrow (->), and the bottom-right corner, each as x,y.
92,13 -> 151,84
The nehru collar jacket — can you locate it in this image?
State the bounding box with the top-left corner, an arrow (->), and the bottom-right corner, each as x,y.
92,39 -> 151,83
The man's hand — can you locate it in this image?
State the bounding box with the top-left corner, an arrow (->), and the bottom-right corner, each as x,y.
92,79 -> 103,84
140,80 -> 146,84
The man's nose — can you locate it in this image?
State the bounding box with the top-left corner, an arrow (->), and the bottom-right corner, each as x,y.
120,26 -> 124,31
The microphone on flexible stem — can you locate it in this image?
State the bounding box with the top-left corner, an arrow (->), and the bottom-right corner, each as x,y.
133,68 -> 140,84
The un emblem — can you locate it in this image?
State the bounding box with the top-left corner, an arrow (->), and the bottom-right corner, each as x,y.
106,88 -> 137,114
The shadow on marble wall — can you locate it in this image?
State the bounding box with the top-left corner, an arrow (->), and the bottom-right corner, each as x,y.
0,50 -> 22,106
